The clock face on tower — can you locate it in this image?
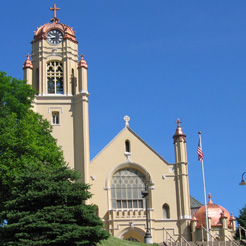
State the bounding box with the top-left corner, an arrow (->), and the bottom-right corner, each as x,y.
46,29 -> 63,45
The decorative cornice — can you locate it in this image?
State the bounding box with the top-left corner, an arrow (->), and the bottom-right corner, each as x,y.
32,22 -> 77,44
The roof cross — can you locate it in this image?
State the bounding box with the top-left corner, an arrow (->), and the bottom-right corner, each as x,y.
26,54 -> 31,60
50,4 -> 60,22
176,118 -> 181,126
124,115 -> 130,127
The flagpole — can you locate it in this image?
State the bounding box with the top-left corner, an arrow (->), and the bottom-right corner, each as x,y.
198,132 -> 210,242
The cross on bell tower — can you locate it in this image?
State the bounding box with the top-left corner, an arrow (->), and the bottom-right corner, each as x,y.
50,4 -> 60,22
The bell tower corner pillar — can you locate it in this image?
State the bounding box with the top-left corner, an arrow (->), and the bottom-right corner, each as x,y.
23,54 -> 33,86
74,56 -> 90,185
173,119 -> 191,240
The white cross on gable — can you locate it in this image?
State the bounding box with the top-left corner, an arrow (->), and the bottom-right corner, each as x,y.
124,115 -> 130,127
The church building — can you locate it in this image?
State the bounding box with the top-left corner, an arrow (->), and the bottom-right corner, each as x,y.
22,5 -> 236,244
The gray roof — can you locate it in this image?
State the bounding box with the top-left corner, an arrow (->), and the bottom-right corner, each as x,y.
190,196 -> 203,208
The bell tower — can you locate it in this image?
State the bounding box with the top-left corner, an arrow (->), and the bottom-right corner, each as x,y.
23,4 -> 90,183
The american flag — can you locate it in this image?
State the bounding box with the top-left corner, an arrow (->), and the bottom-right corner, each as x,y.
197,138 -> 204,162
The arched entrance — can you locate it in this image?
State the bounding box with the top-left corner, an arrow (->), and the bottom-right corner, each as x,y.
119,227 -> 145,243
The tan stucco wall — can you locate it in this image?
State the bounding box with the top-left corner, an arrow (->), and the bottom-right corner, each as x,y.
89,127 -> 188,243
33,96 -> 75,168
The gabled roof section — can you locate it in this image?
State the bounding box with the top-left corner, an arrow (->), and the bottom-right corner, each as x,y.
90,126 -> 169,164
190,196 -> 203,208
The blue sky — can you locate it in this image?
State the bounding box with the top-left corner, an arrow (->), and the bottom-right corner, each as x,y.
0,1 -> 245,218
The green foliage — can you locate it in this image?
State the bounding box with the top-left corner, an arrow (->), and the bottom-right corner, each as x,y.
0,72 -> 64,206
0,72 -> 35,117
0,165 -> 110,245
235,204 -> 246,240
0,111 -> 64,183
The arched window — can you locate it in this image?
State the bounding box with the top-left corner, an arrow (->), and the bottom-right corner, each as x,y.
125,140 -> 130,152
163,203 -> 170,219
47,61 -> 63,94
111,169 -> 146,209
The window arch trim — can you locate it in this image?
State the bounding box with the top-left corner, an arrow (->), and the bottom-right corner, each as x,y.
105,162 -> 151,190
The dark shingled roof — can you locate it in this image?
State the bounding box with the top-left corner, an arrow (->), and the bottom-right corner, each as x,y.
190,195 -> 203,208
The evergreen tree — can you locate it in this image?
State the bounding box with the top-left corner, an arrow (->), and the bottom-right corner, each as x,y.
0,72 -> 64,207
235,204 -> 246,240
0,165 -> 110,245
